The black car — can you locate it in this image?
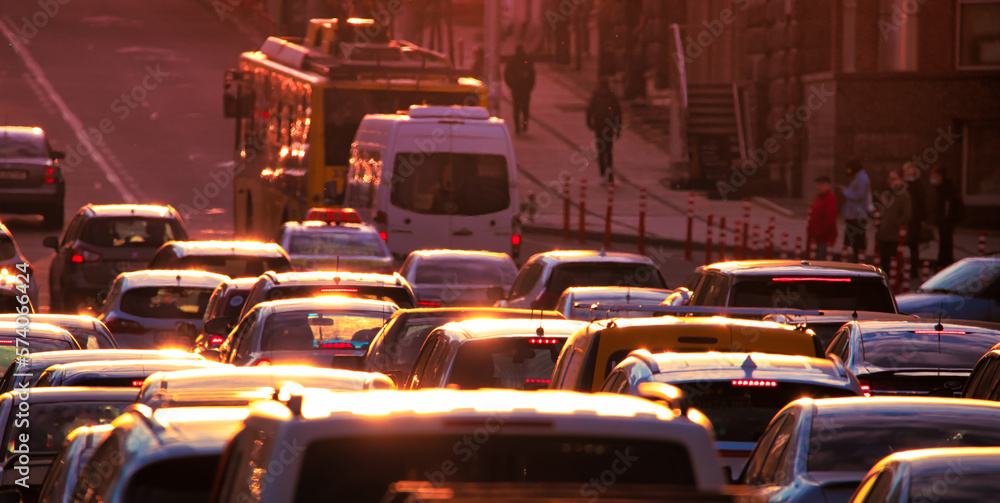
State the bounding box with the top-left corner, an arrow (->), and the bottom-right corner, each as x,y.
0,314 -> 117,349
34,359 -> 226,388
0,126 -> 66,228
191,276 -> 257,355
826,320 -> 1000,397
43,204 -> 190,312
0,321 -> 79,371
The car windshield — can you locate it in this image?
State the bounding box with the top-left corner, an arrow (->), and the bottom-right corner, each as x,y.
177,256 -> 289,277
261,310 -> 388,351
123,455 -> 220,503
80,217 -> 185,248
0,337 -> 76,370
919,260 -> 1000,296
446,337 -> 566,390
265,285 -> 413,308
0,236 -> 16,261
861,330 -> 1000,369
674,381 -> 856,442
295,435 -> 695,503
909,471 -> 1000,502
390,153 -> 511,216
0,133 -> 46,158
2,401 -> 125,456
546,263 -> 667,295
730,277 -> 896,312
807,412 -> 1000,472
119,287 -> 213,319
414,257 -> 516,285
287,231 -> 386,257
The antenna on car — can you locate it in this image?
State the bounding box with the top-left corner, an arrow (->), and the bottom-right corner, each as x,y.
626,286 -> 631,303
934,302 -> 944,332
336,255 -> 340,271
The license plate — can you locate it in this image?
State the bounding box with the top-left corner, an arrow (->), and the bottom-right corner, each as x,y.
0,170 -> 27,180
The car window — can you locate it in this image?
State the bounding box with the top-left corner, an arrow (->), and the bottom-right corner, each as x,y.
730,277 -> 896,312
62,214 -> 86,246
2,401 -> 124,459
827,328 -> 848,358
757,407 -> 798,485
692,274 -> 727,306
601,369 -> 630,394
858,468 -> 897,503
0,338 -> 76,371
80,217 -> 185,248
414,257 -> 516,286
860,330 -> 1000,369
964,355 -> 997,398
177,256 -> 290,277
390,152 -> 510,216
508,262 -> 544,299
742,412 -> 789,484
74,430 -> 126,503
546,263 -> 666,295
123,455 -> 221,503
260,309 -> 387,352
0,133 -> 47,157
920,260 -> 1000,298
409,334 -> 443,389
445,338 -> 565,390
228,310 -> 258,364
119,287 -> 213,319
0,236 -> 16,261
286,231 -> 386,257
369,316 -> 446,376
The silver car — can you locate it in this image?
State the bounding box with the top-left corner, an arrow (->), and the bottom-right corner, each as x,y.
554,285 -> 673,321
399,249 -> 518,307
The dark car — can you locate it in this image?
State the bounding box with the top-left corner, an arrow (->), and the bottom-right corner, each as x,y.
363,307 -> 565,385
0,283 -> 32,314
762,311 -> 919,350
0,314 -> 117,349
0,387 -> 134,501
273,219 -> 394,273
43,204 -> 190,312
826,320 -> 1000,397
35,423 -> 113,503
34,359 -> 226,388
0,349 -> 205,395
960,339 -> 1000,400
190,277 -> 256,355
0,221 -> 40,306
0,126 -> 66,228
739,397 -> 1000,503
0,322 -> 79,370
148,240 -> 292,278
848,447 -> 1000,503
399,250 -> 518,307
896,256 -> 1000,322
404,319 -> 586,390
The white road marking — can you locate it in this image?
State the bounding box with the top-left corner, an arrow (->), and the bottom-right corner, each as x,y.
0,17 -> 138,203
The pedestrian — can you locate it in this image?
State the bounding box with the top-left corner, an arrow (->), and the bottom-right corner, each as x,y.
503,44 -> 535,134
876,169 -> 912,277
837,159 -> 873,262
929,166 -> 964,268
586,78 -> 622,184
902,161 -> 935,270
807,176 -> 838,261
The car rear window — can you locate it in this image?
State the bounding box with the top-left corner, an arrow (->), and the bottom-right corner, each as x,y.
80,217 -> 186,248
415,257 -> 516,285
123,455 -> 220,503
222,290 -> 250,326
2,401 -> 125,455
547,263 -> 666,294
64,328 -> 117,350
730,277 -> 895,312
390,152 -> 511,216
807,412 -> 1000,472
675,381 -> 856,442
909,471 -> 999,502
860,330 -> 1000,369
447,337 -> 566,390
178,256 -> 290,277
120,287 -> 213,319
0,134 -> 46,158
295,435 -> 695,503
0,337 -> 76,370
288,231 -> 386,257
265,285 -> 414,308
261,310 -> 388,352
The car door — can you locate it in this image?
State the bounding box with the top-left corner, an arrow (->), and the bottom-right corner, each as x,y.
50,213 -> 86,289
744,407 -> 800,499
224,310 -> 258,365
406,333 -> 443,389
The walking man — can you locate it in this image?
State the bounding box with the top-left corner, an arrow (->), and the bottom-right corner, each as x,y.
902,161 -> 934,270
586,78 -> 622,184
837,159 -> 873,262
503,44 -> 535,134
876,169 -> 912,278
807,176 -> 838,261
930,166 -> 964,268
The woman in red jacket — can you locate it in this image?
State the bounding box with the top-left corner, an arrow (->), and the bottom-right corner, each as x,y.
807,176 -> 839,261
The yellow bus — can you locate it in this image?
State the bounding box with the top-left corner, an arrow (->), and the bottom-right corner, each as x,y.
223,18 -> 487,239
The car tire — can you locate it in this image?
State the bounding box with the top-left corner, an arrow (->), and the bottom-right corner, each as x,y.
43,204 -> 64,230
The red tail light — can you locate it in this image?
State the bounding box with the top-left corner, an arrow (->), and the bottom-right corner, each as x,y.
732,380 -> 777,387
70,247 -> 101,263
132,380 -> 144,387
0,339 -> 14,345
44,167 -> 55,184
209,335 -> 225,345
320,342 -> 354,349
914,330 -> 966,335
525,378 -> 550,384
859,380 -> 871,397
511,234 -> 521,246
320,287 -> 358,293
528,338 -> 560,344
417,301 -> 441,307
253,359 -> 272,366
379,232 -> 387,242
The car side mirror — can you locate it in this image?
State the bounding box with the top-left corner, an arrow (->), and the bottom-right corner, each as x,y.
95,291 -> 108,305
332,355 -> 364,371
203,317 -> 230,336
636,382 -> 691,416
486,285 -> 506,303
51,150 -> 66,160
662,287 -> 692,307
200,349 -> 221,362
42,237 -> 59,249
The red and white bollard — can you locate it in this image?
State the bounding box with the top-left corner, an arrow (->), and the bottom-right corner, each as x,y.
921,260 -> 931,283
734,220 -> 743,260
684,192 -> 694,261
873,248 -> 881,269
808,239 -> 817,261
895,225 -> 907,291
578,179 -> 587,244
718,217 -> 728,262
889,256 -> 899,294
742,198 -> 751,250
705,214 -> 715,265
902,258 -> 912,293
602,182 -> 615,250
765,217 -> 776,259
780,232 -> 789,260
562,182 -> 571,241
980,233 -> 987,256
840,245 -> 850,263
794,236 -> 803,260
638,187 -> 647,255
751,224 -> 761,259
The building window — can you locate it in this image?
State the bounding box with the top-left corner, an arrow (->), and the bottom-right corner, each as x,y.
957,0 -> 1000,69
963,123 -> 1000,204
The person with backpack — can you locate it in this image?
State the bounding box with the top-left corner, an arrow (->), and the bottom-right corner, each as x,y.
503,44 -> 535,134
586,78 -> 622,184
837,159 -> 873,262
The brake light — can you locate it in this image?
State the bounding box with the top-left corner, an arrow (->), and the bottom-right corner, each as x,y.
0,339 -> 13,345
209,335 -> 225,345
525,378 -> 550,384
70,247 -> 101,263
379,232 -> 387,241
417,301 -> 441,307
320,287 -> 358,293
131,380 -> 144,387
253,359 -> 272,366
731,379 -> 777,387
320,342 -> 353,349
44,167 -> 55,184
511,234 -> 521,246
771,277 -> 851,282
914,330 -> 967,335
859,381 -> 871,397
528,338 -> 560,344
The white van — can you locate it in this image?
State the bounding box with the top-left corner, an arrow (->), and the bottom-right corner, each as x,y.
344,105 -> 520,259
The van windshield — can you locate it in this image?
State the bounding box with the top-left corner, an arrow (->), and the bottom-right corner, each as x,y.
391,153 -> 510,216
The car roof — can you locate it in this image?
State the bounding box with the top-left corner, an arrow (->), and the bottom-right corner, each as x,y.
142,366 -> 390,395
408,249 -> 513,260
593,315 -> 805,332
854,320 -> 1000,335
396,307 -> 564,319
703,260 -> 882,276
0,386 -> 139,403
0,321 -> 77,339
281,221 -> 376,232
805,396 -> 1000,416
82,204 -> 178,218
162,240 -> 287,257
527,250 -> 657,265
116,406 -> 249,455
263,270 -> 406,286
561,286 -> 673,300
14,349 -> 202,370
50,359 -> 226,375
258,295 -> 401,313
883,447 -> 1000,475
119,269 -> 229,288
642,352 -> 851,387
443,319 -> 587,340
0,313 -> 102,329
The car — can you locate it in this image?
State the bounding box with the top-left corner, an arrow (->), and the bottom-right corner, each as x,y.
147,240 -> 292,277
0,387 -> 135,501
0,314 -> 117,349
0,282 -> 32,314
96,270 -> 228,349
398,249 -> 518,307
848,447 -> 1000,503
214,295 -> 399,368
43,204 -> 190,312
363,307 -> 564,385
136,365 -> 393,409
602,351 -> 862,478
272,216 -> 393,273
404,318 -> 587,390
0,126 -> 66,228
825,320 -> 1000,397
229,270 -> 416,323
35,424 -> 113,503
738,397 -> 1000,503
555,286 -> 674,321
681,260 -> 897,315
70,405 -> 249,503
0,349 -> 205,394
962,340 -> 1000,400
188,277 -> 256,356
34,359 -> 227,388
0,221 -> 40,307
761,311 -> 919,351
211,388 -> 724,503
896,256 -> 1000,322
550,316 -> 824,393
0,321 -> 80,371
496,250 -> 668,310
